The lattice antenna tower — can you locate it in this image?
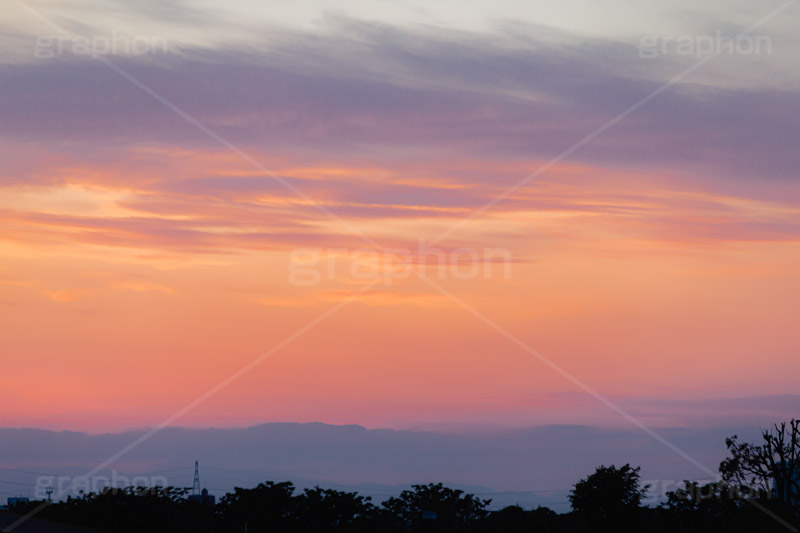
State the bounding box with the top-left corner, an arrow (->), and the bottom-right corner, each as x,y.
192,460 -> 200,496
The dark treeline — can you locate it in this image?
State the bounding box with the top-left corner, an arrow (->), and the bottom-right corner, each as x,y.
8,420 -> 800,532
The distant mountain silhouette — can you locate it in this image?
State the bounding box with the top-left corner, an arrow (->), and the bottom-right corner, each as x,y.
0,422 -> 768,512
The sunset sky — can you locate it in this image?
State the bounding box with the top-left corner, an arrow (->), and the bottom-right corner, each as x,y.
1,0 -> 799,433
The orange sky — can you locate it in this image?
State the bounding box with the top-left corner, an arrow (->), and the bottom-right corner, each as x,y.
2,144 -> 799,431
2,1 -> 799,432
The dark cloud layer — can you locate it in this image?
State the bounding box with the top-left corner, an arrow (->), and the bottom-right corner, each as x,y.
1,19 -> 798,181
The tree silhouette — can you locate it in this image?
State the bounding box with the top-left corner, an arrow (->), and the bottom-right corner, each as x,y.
216,481 -> 297,532
18,486 -> 205,533
720,419 -> 800,508
479,505 -> 559,533
381,482 -> 490,531
662,481 -> 751,533
569,464 -> 649,533
294,486 -> 376,532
